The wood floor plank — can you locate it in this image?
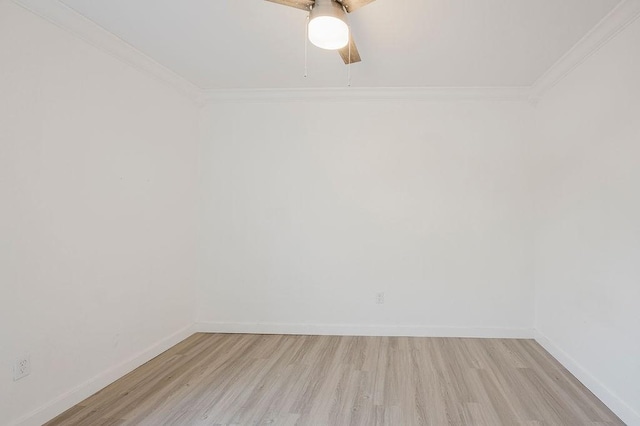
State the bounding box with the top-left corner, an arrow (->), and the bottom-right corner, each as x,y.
45,333 -> 625,426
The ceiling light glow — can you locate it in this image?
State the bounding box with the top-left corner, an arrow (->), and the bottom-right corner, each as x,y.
308,0 -> 349,50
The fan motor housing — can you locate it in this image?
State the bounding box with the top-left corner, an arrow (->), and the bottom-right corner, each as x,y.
310,0 -> 347,24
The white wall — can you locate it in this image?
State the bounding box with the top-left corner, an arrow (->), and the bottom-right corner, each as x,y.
534,15 -> 640,426
197,98 -> 536,336
0,2 -> 199,424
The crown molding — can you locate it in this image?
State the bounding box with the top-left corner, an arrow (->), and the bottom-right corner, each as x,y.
202,87 -> 533,103
11,0 -> 203,104
530,0 -> 640,100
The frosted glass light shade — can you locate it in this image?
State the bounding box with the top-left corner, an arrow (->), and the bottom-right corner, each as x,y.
308,0 -> 349,51
308,16 -> 349,50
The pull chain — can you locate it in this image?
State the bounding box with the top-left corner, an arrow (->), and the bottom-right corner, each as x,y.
347,30 -> 352,87
304,14 -> 309,78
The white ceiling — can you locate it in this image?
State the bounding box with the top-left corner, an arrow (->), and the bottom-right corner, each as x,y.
60,0 -> 620,89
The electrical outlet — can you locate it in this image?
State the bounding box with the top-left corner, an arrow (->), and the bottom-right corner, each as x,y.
13,355 -> 31,381
375,292 -> 385,304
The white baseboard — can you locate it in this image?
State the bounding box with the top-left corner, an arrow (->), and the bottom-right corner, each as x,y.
534,330 -> 640,426
195,321 -> 534,339
12,324 -> 195,426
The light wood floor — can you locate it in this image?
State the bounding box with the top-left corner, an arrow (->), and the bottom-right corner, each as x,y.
46,333 -> 623,426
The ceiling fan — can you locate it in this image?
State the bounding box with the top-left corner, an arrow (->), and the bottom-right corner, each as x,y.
266,0 -> 375,64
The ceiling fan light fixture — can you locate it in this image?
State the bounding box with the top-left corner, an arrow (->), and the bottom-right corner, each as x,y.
308,0 -> 349,50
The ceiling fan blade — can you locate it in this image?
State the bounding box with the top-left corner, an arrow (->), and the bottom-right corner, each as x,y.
338,34 -> 361,64
339,0 -> 375,13
265,0 -> 314,12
